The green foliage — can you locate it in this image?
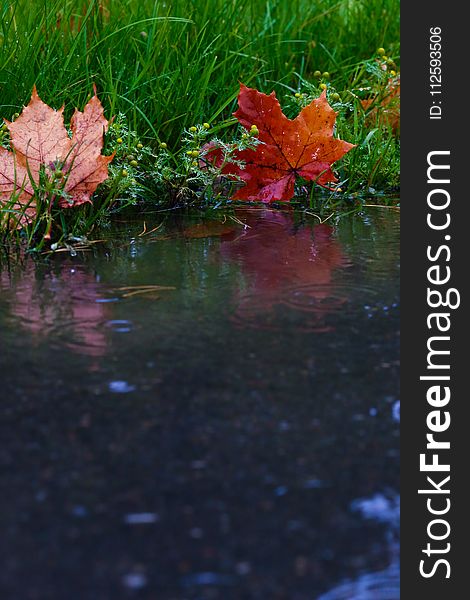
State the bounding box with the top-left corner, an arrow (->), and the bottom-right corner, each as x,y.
102,113 -> 262,206
0,0 -> 400,247
1,0 -> 399,140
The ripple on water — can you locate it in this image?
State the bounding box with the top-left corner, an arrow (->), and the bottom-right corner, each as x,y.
230,281 -> 385,332
105,319 -> 133,333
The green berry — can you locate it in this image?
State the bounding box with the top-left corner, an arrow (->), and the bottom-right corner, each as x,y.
137,143 -> 143,149
314,70 -> 321,78
331,92 -> 340,101
294,92 -> 301,98
189,126 -> 197,133
159,142 -> 167,149
320,83 -> 327,90
322,72 -> 330,79
121,169 -> 128,177
116,137 -> 123,144
130,160 -> 138,167
203,122 -> 210,129
377,47 -> 385,55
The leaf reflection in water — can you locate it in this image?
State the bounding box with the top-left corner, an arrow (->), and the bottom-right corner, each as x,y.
0,262 -> 109,358
219,209 -> 350,331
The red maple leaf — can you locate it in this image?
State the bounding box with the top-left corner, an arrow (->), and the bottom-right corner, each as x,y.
205,84 -> 355,202
0,86 -> 113,227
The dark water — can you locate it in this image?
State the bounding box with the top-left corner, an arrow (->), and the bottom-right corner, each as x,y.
0,207 -> 399,599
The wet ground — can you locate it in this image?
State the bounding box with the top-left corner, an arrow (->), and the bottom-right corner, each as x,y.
0,207 -> 400,599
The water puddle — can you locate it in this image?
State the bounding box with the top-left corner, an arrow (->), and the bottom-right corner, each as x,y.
0,206 -> 399,598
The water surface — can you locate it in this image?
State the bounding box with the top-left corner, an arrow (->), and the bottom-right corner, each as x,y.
0,207 -> 400,599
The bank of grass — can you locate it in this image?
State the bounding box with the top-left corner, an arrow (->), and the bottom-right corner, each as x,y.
1,0 -> 400,246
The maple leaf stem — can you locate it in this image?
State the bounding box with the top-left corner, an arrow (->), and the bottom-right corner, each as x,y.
43,216 -> 53,241
43,193 -> 58,241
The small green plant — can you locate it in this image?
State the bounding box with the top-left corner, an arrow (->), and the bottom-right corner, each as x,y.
102,116 -> 262,207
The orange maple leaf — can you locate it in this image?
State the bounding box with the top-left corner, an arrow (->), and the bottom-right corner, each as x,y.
0,86 -> 113,226
205,84 -> 355,202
